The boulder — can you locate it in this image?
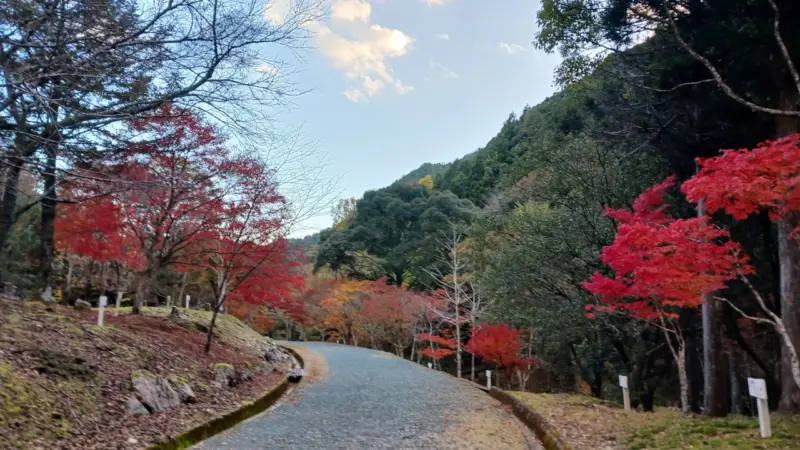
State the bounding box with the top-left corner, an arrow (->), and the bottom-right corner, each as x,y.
168,375 -> 197,403
2,282 -> 19,300
131,370 -> 181,412
263,344 -> 290,364
213,363 -> 236,387
235,364 -> 254,383
288,364 -> 304,383
73,299 -> 92,311
127,396 -> 149,415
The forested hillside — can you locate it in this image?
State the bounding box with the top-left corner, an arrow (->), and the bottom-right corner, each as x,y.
295,0 -> 800,422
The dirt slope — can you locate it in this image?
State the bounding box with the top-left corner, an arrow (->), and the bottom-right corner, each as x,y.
0,300 -> 289,450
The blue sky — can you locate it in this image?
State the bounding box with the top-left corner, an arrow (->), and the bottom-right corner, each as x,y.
267,0 -> 561,236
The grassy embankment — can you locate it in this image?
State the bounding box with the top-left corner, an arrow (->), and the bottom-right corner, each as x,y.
0,300 -> 287,450
512,392 -> 800,450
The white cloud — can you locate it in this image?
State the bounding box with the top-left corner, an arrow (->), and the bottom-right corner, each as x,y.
332,0 -> 372,23
264,0 -> 292,25
430,60 -> 458,79
435,33 -> 450,40
499,42 -> 526,55
310,14 -> 413,102
268,0 -> 414,102
255,63 -> 280,75
425,0 -> 456,6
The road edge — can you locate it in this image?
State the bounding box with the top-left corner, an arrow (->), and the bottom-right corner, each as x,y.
487,388 -> 574,450
146,346 -> 304,450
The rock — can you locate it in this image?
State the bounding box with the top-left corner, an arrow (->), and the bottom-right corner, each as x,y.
288,364 -> 304,383
263,344 -> 290,364
169,306 -> 187,320
131,370 -> 181,412
2,282 -> 19,299
127,437 -> 138,445
35,349 -> 95,380
235,364 -> 254,383
73,299 -> 91,311
127,396 -> 149,415
168,375 -> 196,403
213,363 -> 236,387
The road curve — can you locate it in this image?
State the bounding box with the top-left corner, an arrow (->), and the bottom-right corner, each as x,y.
194,342 -> 540,450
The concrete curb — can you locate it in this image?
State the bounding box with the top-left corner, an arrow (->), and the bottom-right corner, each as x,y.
487,388 -> 574,450
146,345 -> 304,450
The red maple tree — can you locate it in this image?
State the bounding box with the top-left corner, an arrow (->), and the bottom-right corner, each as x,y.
583,177 -> 752,318
682,134 -> 800,222
417,331 -> 457,361
582,176 -> 753,412
465,323 -> 533,373
55,191 -> 134,264
681,134 -> 800,396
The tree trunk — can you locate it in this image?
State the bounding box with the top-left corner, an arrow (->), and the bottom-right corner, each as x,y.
591,361 -> 603,398
677,348 -> 690,413
205,280 -> 228,354
65,257 -> 73,294
177,272 -> 188,308
775,81 -> 800,411
133,269 -> 154,314
471,353 -> 476,382
100,262 -> 108,294
455,323 -> 462,378
0,155 -> 23,279
729,348 -> 742,415
39,138 -> 57,301
777,214 -> 800,412
703,293 -> 728,415
699,197 -> 728,417
205,305 -> 221,353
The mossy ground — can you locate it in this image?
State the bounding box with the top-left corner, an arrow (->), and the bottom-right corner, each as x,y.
512,392 -> 800,450
0,299 -> 288,450
109,306 -> 271,356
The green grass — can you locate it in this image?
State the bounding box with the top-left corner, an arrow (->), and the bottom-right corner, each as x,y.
512,392 -> 800,449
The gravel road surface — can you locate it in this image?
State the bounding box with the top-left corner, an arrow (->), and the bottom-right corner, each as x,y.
194,342 -> 540,450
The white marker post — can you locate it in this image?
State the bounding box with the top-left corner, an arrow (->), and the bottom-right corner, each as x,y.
166,295 -> 172,308
486,370 -> 492,389
427,362 -> 432,369
748,377 -> 771,438
98,295 -> 108,327
619,375 -> 631,411
185,294 -> 190,310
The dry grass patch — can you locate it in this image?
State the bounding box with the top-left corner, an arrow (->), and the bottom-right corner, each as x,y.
512,392 -> 800,450
438,390 -> 534,450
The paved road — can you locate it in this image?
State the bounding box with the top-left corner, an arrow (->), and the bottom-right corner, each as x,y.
194,342 -> 539,450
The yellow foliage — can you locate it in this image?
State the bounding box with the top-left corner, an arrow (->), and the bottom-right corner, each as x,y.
319,280 -> 370,333
418,174 -> 433,190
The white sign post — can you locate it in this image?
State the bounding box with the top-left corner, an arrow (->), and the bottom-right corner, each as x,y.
427,362 -> 432,369
486,370 -> 492,389
619,375 -> 631,411
166,295 -> 172,308
185,294 -> 190,310
98,295 -> 108,327
748,377 -> 771,438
